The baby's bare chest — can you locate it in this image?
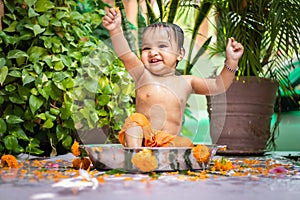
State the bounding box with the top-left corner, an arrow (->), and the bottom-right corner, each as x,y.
135,72 -> 193,106
137,84 -> 184,104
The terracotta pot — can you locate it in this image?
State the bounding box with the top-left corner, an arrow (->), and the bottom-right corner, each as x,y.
206,77 -> 279,155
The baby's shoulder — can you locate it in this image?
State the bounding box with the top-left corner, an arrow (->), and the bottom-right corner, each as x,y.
180,75 -> 193,84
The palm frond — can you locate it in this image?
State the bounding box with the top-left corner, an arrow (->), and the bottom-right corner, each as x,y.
212,0 -> 300,83
145,0 -> 159,23
156,0 -> 164,21
165,0 -> 180,23
184,0 -> 213,75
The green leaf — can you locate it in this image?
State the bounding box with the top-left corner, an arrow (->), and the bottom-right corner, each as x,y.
33,24 -> 46,36
19,32 -> 34,41
28,46 -> 47,63
0,96 -> 4,105
33,63 -> 43,74
13,145 -> 24,154
27,145 -> 44,155
0,57 -> 6,68
52,71 -> 69,82
29,95 -> 44,114
24,121 -> 35,132
1,33 -> 18,44
5,84 -> 16,92
35,0 -> 55,12
6,115 -> 24,124
44,81 -> 62,100
9,94 -> 26,104
10,127 -> 29,141
72,26 -> 86,38
17,85 -> 29,98
3,21 -> 18,32
43,118 -> 54,128
56,124 -> 69,142
25,0 -> 37,7
0,66 -> 8,85
45,111 -> 56,121
62,118 -> 74,129
54,60 -> 64,71
61,77 -> 74,90
7,50 -> 28,59
0,144 -> 4,153
60,101 -> 72,120
103,84 -> 113,94
8,70 -> 22,78
56,11 -> 69,20
36,113 -> 47,120
50,108 -> 60,115
28,7 -> 39,18
50,18 -> 62,26
97,94 -> 110,106
3,135 -> 19,151
60,55 -> 73,68
0,118 -> 7,135
16,57 -> 26,66
62,135 -> 72,149
38,14 -> 50,26
70,11 -> 84,21
22,70 -> 36,85
84,78 -> 99,93
37,85 -> 49,100
27,146 -> 44,155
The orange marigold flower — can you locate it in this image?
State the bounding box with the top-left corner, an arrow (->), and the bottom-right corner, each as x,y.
213,159 -> 234,171
1,155 -> 19,168
71,141 -> 81,157
72,157 -> 91,170
192,144 -> 210,163
131,149 -> 157,172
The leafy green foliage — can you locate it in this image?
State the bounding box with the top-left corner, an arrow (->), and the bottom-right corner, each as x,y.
211,0 -> 300,84
0,0 -> 134,156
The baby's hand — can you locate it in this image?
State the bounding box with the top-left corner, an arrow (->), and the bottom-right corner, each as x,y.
225,37 -> 244,62
102,7 -> 121,31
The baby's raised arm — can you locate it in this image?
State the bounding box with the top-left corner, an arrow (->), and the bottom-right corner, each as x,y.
102,8 -> 143,74
191,37 -> 244,95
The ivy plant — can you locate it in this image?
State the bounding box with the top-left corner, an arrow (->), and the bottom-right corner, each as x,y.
0,0 -> 135,156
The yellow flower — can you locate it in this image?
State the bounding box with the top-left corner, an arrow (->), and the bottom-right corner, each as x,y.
71,141 -> 80,157
1,155 -> 19,168
131,149 -> 157,172
192,144 -> 210,163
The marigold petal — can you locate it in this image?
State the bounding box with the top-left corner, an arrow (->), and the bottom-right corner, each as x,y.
71,141 -> 81,157
1,155 -> 19,168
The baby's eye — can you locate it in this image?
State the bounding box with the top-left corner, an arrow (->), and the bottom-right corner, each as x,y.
159,44 -> 168,48
142,47 -> 150,51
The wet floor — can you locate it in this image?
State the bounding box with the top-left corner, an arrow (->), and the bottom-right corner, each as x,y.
0,153 -> 299,200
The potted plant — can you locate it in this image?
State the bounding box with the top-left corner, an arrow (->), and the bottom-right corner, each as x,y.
207,0 -> 300,155
0,0 -> 135,156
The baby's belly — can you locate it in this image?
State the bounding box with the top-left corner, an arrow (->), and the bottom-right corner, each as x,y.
136,85 -> 184,135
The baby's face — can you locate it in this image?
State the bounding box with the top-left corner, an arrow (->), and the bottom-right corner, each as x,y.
141,28 -> 184,76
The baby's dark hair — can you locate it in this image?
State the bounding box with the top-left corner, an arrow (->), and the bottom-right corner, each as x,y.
142,22 -> 184,51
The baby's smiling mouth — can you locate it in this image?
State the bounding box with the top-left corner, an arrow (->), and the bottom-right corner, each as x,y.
150,59 -> 162,63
